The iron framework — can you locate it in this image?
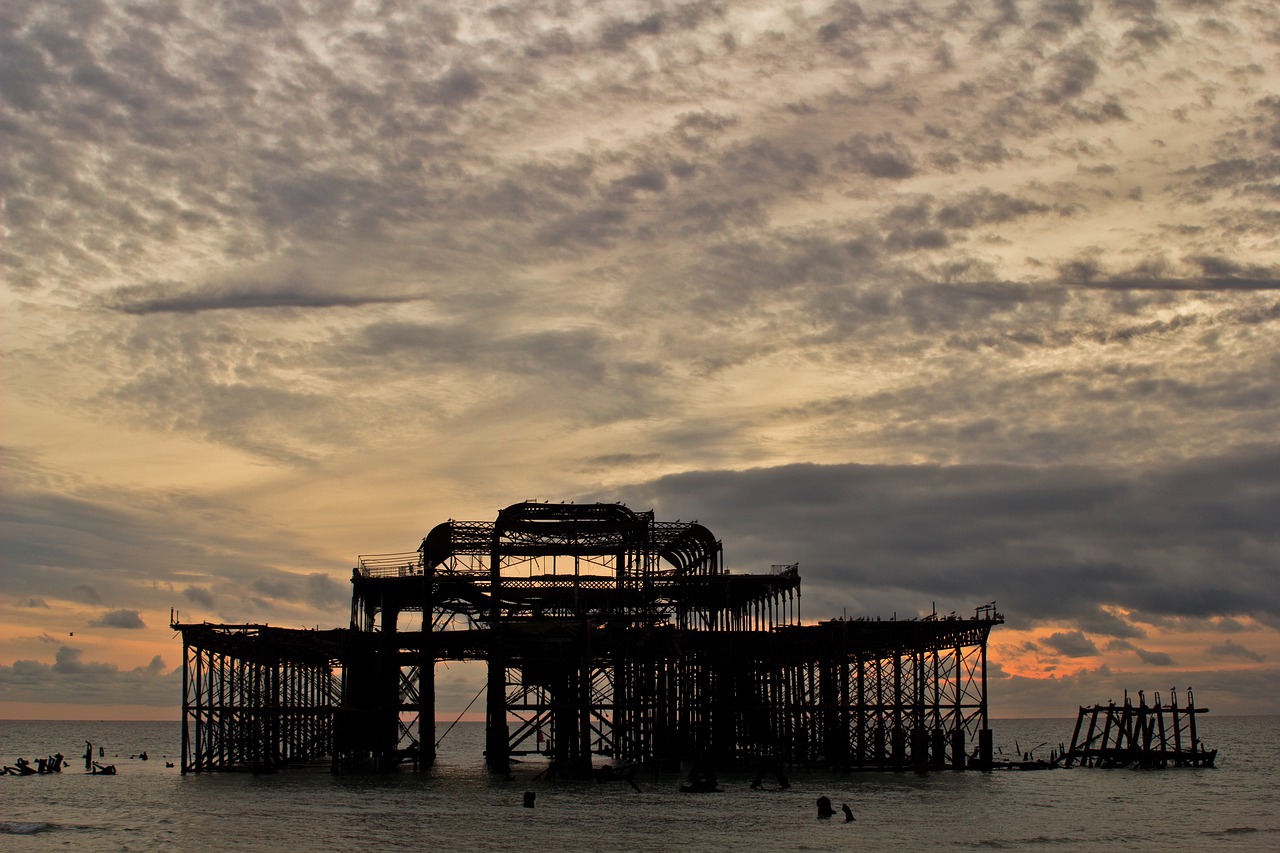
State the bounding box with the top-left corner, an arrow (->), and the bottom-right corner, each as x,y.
176,623 -> 342,773
175,501 -> 1003,775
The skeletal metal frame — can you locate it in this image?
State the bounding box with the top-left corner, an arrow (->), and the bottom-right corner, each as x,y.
175,502 -> 1002,774
177,625 -> 340,773
344,502 -> 1001,774
1060,687 -> 1215,768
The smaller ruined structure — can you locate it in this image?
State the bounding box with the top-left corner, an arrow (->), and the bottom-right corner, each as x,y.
1057,687 -> 1216,769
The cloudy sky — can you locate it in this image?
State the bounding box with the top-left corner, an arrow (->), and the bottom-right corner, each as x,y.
3,0 -> 1278,721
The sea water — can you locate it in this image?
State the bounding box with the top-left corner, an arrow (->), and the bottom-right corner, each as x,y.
2,717 -> 1276,851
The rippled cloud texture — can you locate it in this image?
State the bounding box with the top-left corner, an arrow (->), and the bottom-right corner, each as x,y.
3,0 -> 1278,718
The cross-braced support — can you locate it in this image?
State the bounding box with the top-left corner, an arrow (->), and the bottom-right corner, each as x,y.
176,623 -> 340,774
176,502 -> 1002,775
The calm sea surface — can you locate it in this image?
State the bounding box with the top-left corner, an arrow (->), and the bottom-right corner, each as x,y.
2,717 -> 1276,851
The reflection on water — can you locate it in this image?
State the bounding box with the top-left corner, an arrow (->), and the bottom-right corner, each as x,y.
1,717 -> 1277,852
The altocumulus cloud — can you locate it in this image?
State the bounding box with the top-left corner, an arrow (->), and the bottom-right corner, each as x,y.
3,0 -> 1280,718
89,609 -> 147,630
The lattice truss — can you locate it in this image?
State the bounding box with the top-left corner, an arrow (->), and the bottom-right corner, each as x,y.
698,643 -> 985,768
176,504 -> 1002,775
353,503 -> 735,631
396,664 -> 422,755
179,627 -> 340,773
174,503 -> 1001,774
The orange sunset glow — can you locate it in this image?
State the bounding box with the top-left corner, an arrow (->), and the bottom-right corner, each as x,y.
3,0 -> 1279,722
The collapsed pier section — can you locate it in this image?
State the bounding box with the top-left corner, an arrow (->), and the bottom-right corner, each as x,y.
1058,688 -> 1216,768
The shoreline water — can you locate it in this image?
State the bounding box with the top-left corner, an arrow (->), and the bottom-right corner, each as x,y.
3,717 -> 1277,852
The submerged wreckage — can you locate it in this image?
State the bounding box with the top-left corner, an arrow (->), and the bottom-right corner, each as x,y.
174,501 -> 1005,775
1056,688 -> 1216,769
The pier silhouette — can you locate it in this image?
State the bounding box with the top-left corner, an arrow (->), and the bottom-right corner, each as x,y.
173,501 -> 1003,775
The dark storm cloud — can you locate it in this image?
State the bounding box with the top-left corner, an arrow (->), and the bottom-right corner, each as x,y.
600,447 -> 1280,629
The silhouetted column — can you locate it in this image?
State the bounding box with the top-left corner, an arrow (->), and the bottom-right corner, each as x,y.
486,543 -> 509,774
486,655 -> 509,773
977,633 -> 993,770
419,552 -> 435,771
912,728 -> 929,773
419,641 -> 435,770
379,604 -> 400,770
931,728 -> 946,770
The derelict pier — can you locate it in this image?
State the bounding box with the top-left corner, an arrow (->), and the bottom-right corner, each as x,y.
1057,688 -> 1216,769
175,501 -> 1003,775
